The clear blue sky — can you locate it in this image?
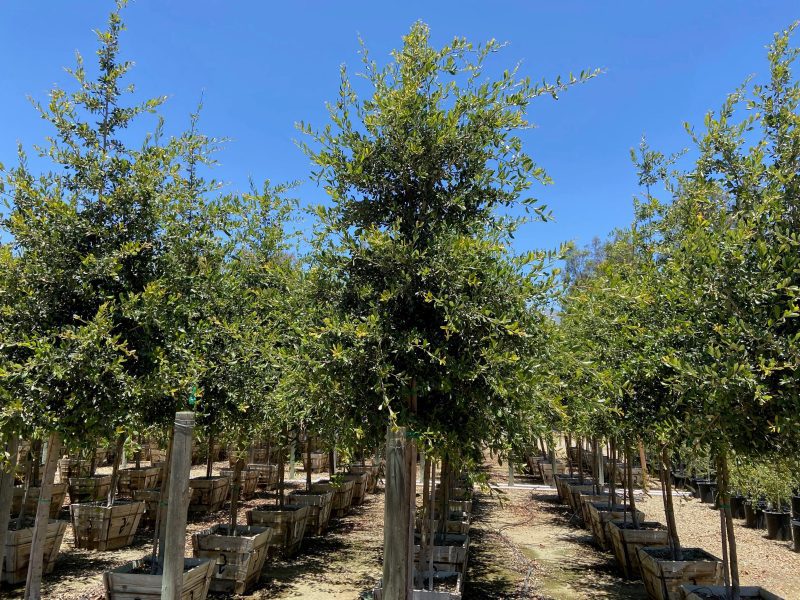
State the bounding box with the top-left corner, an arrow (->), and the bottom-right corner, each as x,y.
1,2 -> 798,255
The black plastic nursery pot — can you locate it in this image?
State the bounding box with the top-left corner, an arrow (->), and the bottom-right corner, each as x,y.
744,502 -> 766,529
792,495 -> 800,519
792,520 -> 800,552
764,510 -> 792,541
730,495 -> 746,519
696,480 -> 715,504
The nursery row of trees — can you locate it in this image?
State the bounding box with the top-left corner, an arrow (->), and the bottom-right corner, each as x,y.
2,1 -> 799,598
553,23 -> 800,600
0,3 -> 596,598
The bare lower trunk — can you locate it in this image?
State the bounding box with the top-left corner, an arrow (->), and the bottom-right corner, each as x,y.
577,438 -> 584,484
205,430 -> 214,479
661,446 -> 681,561
229,459 -> 245,534
0,435 -> 21,583
718,452 -> 740,600
305,434 -> 312,491
608,438 -> 617,505
626,446 -> 639,528
107,433 -> 126,507
24,432 -> 60,600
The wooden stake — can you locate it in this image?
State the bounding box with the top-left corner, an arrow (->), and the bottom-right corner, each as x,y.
24,432 -> 60,600
383,425 -> 411,600
0,435 -> 20,584
638,439 -> 649,490
161,411 -> 194,599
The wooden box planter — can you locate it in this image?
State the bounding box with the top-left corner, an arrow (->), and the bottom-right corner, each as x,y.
555,475 -> 581,503
415,513 -> 471,536
606,520 -> 668,579
287,490 -> 334,536
638,546 -> 722,600
577,493 -> 609,527
311,479 -> 356,518
12,482 -> 68,520
220,468 -> 259,500
586,503 -> 645,549
191,524 -> 272,595
117,466 -> 162,497
247,463 -> 278,490
132,489 -> 161,527
58,457 -> 93,479
342,472 -> 369,506
1,519 -> 67,585
70,500 -> 145,551
148,448 -> 166,463
374,571 -> 463,600
188,476 -> 230,515
348,464 -> 380,493
103,557 -> 214,600
538,461 -> 567,486
247,504 -> 309,558
680,585 -> 784,600
308,452 -> 327,473
413,533 -> 470,576
68,474 -> 113,504
567,483 -> 598,513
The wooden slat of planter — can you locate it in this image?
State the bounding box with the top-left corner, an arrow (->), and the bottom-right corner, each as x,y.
342,472 -> 369,505
103,557 -> 213,600
1,520 -> 67,585
311,480 -> 355,517
587,503 -> 646,549
70,501 -> 145,551
12,483 -> 68,520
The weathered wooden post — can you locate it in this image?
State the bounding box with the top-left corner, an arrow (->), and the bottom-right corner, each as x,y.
162,411 -> 194,599
0,436 -> 20,584
508,460 -> 515,487
24,432 -> 60,600
383,426 -> 411,599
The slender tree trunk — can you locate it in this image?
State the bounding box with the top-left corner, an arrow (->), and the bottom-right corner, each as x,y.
31,440 -> 42,486
328,447 -> 336,477
0,435 -> 20,584
428,459 -> 436,591
418,451 -> 431,590
627,446 -> 639,528
718,452 -> 740,600
305,433 -> 312,491
229,458 -> 245,534
609,438 -> 617,505
16,447 -> 34,529
577,438 -> 584,484
278,430 -> 286,507
661,446 -> 682,561
24,432 -> 60,600
205,430 -> 214,479
566,434 -> 574,477
107,433 -> 126,507
638,439 -> 649,490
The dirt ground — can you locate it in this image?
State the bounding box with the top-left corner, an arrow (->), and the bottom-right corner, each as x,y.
3,460 -> 800,599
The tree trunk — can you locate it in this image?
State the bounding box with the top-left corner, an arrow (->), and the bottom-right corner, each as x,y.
107,433 -> 126,507
577,438 -> 584,484
305,434 -> 312,491
278,432 -> 286,507
328,448 -> 336,477
661,446 -> 682,561
608,438 -> 617,505
162,412 -> 194,598
626,446 -> 639,528
229,458 -> 245,534
418,451 -> 431,590
718,451 -> 740,600
638,439 -> 649,490
31,440 -> 42,486
24,432 -> 60,600
205,430 -> 214,479
0,435 -> 20,584
383,425 -> 411,600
